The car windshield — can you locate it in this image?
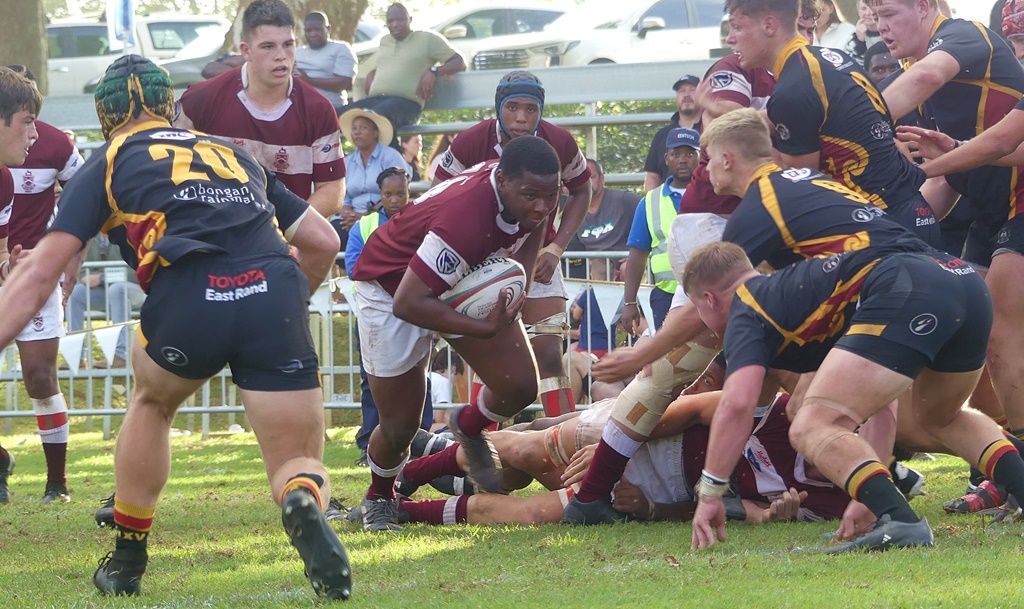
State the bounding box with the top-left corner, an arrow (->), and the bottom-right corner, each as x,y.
171,24 -> 229,59
544,0 -> 635,32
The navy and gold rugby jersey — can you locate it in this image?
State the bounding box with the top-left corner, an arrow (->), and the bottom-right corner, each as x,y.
914,17 -> 1024,223
768,37 -> 925,212
721,246 -> 948,376
50,121 -> 309,291
722,163 -> 928,270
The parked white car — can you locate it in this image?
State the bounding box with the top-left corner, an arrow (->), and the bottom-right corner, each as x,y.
47,14 -> 229,95
351,2 -> 566,97
468,0 -> 725,70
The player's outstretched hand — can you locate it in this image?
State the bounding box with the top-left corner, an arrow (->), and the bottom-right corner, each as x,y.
896,125 -> 955,161
561,443 -> 596,487
832,499 -> 876,541
691,497 -> 726,549
592,346 -> 643,383
766,488 -> 807,522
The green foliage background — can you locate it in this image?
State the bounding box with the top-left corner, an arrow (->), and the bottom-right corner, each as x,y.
423,98 -> 676,179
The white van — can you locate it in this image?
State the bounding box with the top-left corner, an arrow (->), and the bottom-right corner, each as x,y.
47,14 -> 229,95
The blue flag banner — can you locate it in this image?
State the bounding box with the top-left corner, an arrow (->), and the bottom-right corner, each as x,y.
106,0 -> 135,52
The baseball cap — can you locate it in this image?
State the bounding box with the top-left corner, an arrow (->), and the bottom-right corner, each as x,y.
672,75 -> 700,91
666,127 -> 700,150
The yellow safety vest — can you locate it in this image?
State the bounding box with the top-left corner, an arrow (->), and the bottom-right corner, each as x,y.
643,187 -> 678,294
359,211 -> 385,242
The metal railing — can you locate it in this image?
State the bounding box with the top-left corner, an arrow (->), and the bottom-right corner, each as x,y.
1,252 -> 646,438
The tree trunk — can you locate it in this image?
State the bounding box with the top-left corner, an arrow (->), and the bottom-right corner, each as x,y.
219,0 -> 369,55
0,0 -> 49,95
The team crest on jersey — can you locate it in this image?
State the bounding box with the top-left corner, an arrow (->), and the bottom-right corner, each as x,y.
780,168 -> 813,181
149,130 -> 196,141
21,170 -> 34,192
869,121 -> 893,140
928,38 -> 944,52
710,71 -> 734,89
775,123 -> 791,141
274,148 -> 290,171
822,254 -> 841,272
998,227 -> 1011,244
31,315 -> 44,332
441,151 -> 455,169
435,248 -> 462,275
820,49 -> 845,68
909,313 -> 938,336
852,207 -> 881,222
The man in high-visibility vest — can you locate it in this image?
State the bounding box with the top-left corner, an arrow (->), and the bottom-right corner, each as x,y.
621,128 -> 700,333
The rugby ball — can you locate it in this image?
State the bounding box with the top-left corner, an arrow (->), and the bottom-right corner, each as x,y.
440,257 -> 527,319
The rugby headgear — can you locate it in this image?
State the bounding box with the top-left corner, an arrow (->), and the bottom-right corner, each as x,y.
495,70 -> 545,140
1004,0 -> 1024,37
94,55 -> 174,139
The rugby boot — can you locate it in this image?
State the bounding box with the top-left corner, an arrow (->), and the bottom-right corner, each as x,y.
281,488 -> 352,601
41,481 -> 71,504
889,462 -> 926,500
0,451 -> 13,504
990,493 -> 1022,523
561,496 -> 632,525
410,428 -> 455,459
943,479 -> 1004,515
360,496 -> 403,532
826,515 -> 933,554
95,493 -> 116,527
93,549 -> 147,596
430,475 -> 477,496
447,405 -> 504,494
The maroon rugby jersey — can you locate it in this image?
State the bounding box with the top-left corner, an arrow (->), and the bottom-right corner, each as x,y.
434,119 -> 589,244
351,162 -> 534,296
0,167 -> 13,240
683,394 -> 850,521
174,65 -> 345,200
679,55 -> 775,216
7,120 -> 84,250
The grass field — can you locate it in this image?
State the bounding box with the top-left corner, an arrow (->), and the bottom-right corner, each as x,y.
1,423 -> 1022,609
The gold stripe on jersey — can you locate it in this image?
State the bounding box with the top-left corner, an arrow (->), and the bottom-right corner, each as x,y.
102,120 -> 174,287
755,167 -> 874,256
846,323 -> 886,336
801,47 -> 830,127
736,259 -> 880,353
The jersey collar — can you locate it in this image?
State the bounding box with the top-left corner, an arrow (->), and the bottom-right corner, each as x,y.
120,119 -> 173,138
929,14 -> 947,39
772,36 -> 810,79
490,166 -> 521,235
745,162 -> 781,192
239,62 -> 295,120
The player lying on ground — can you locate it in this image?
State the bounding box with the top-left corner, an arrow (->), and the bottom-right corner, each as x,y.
385,374 -> 850,526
